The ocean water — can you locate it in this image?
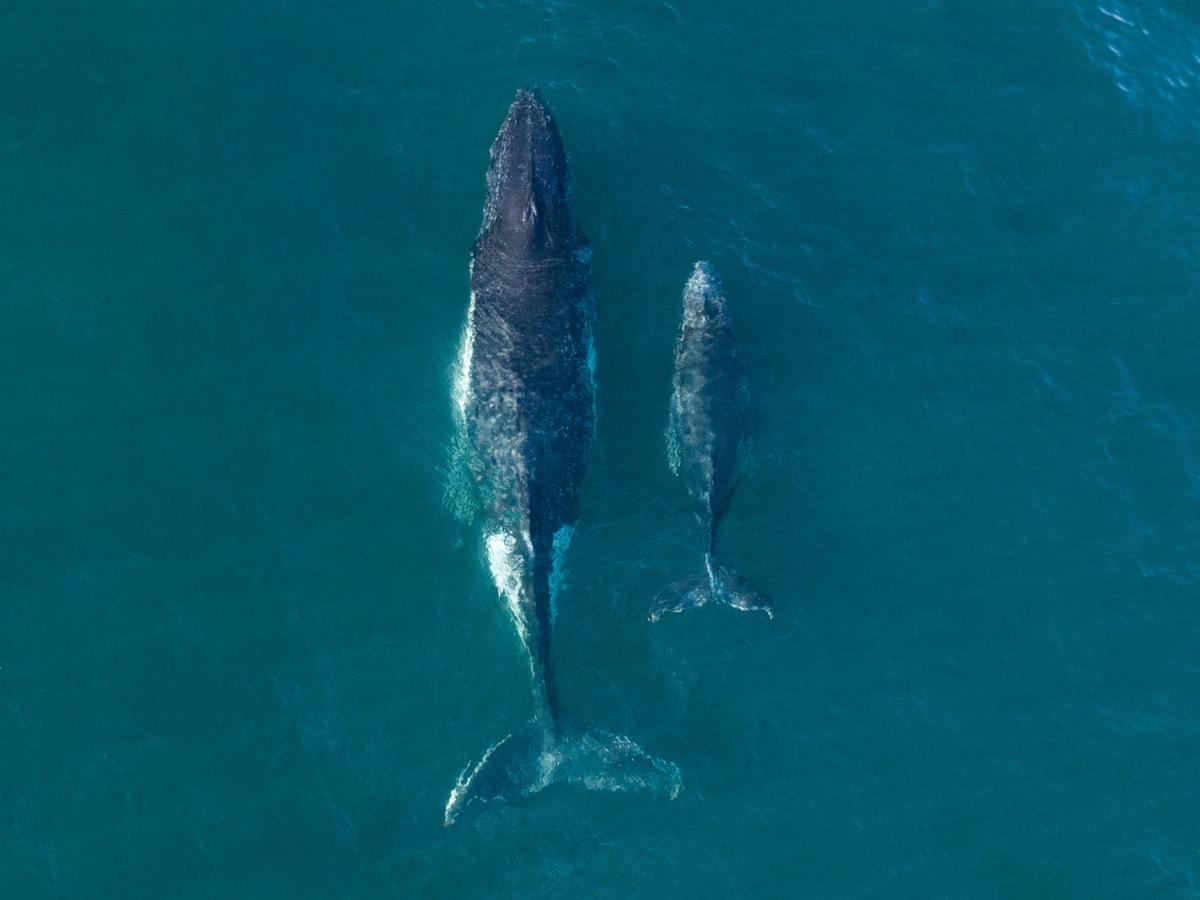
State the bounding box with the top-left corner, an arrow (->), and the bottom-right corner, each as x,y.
3,0 -> 1200,895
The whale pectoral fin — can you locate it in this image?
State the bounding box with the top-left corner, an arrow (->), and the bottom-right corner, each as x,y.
445,721 -> 680,825
649,576 -> 710,622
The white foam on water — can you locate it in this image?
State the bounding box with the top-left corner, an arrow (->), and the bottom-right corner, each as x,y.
665,391 -> 685,475
450,291 -> 477,430
443,290 -> 482,523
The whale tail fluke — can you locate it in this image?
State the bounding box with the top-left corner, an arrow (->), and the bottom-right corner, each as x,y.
444,720 -> 682,825
650,557 -> 774,623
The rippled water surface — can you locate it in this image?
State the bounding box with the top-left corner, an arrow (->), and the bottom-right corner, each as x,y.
3,1 -> 1199,896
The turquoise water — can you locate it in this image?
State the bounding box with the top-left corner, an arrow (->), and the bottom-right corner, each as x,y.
4,1 -> 1200,895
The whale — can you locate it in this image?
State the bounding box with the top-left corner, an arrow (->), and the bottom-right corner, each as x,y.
650,262 -> 774,622
445,88 -> 680,825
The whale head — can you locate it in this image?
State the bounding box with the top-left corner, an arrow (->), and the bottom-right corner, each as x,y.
481,88 -> 576,253
683,260 -> 731,328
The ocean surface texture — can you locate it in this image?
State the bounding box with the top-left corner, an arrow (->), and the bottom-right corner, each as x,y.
4,1 -> 1200,896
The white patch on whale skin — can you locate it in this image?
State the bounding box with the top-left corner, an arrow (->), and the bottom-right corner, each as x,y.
485,530 -> 530,652
485,522 -> 572,651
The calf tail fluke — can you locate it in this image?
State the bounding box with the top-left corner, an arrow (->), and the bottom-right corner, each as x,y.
650,556 -> 774,622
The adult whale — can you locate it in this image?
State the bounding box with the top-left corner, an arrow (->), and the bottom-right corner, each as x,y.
445,88 -> 679,825
650,262 -> 774,622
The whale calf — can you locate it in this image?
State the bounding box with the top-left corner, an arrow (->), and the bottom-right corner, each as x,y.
651,262 -> 774,622
445,89 -> 680,824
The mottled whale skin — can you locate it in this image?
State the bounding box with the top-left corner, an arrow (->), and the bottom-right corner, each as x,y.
445,89 -> 679,825
651,262 -> 774,622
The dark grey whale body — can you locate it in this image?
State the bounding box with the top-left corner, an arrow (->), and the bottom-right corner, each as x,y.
651,262 -> 774,622
446,89 -> 679,824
